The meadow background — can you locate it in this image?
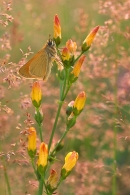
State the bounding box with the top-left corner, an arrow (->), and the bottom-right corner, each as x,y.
0,0 -> 130,194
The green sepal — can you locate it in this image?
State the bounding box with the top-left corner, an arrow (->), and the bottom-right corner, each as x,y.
37,165 -> 46,175
70,55 -> 75,66
28,149 -> 36,158
36,169 -> 41,180
46,183 -> 57,193
35,109 -> 44,125
81,42 -> 90,52
61,168 -> 71,180
63,56 -> 74,68
69,73 -> 78,83
73,107 -> 83,116
32,99 -> 41,108
66,105 -> 73,116
54,36 -> 61,46
67,116 -> 76,129
62,60 -> 71,68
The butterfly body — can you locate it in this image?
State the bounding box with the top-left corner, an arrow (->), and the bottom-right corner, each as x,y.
19,39 -> 57,81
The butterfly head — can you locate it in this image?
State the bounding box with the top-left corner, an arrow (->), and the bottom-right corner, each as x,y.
46,38 -> 57,57
47,38 -> 55,47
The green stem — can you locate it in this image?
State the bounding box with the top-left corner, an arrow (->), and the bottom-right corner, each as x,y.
50,128 -> 69,156
42,177 -> 49,195
39,124 -> 43,142
38,176 -> 49,195
59,81 -> 63,100
56,177 -> 63,188
62,84 -> 71,101
35,108 -> 43,142
73,51 -> 84,64
48,101 -> 63,152
3,165 -> 12,195
48,68 -> 69,152
31,158 -> 38,179
61,68 -> 68,101
38,178 -> 44,195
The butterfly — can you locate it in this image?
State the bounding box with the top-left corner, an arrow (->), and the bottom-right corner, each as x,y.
19,39 -> 58,81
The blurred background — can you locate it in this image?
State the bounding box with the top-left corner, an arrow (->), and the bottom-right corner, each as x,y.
0,0 -> 130,194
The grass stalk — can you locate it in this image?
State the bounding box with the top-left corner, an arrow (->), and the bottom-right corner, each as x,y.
3,165 -> 12,195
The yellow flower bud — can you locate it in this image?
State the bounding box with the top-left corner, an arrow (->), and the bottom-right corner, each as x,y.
71,55 -> 86,78
62,47 -> 71,61
28,127 -> 36,158
61,151 -> 78,179
66,39 -> 77,54
73,91 -> 86,116
82,26 -> 100,51
47,169 -> 58,192
54,14 -> 61,45
31,81 -> 42,108
37,142 -> 48,174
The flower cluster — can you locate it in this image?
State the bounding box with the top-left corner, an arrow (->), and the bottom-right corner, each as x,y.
27,14 -> 99,195
29,81 -> 79,193
53,14 -> 99,130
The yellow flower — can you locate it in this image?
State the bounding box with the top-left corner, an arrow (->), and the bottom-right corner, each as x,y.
31,81 -> 42,108
61,151 -> 78,179
37,142 -> 48,173
73,91 -> 86,116
71,55 -> 86,78
54,14 -> 61,45
62,47 -> 71,61
47,169 -> 58,192
66,39 -> 77,54
82,26 -> 99,51
28,127 -> 36,158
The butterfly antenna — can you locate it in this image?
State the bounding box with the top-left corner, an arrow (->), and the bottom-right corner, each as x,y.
49,34 -> 51,41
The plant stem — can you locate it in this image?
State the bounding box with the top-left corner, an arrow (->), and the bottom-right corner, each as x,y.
42,176 -> 49,195
35,108 -> 43,142
48,100 -> 63,152
62,84 -> 71,101
56,177 -> 63,188
61,68 -> 68,101
38,178 -> 44,195
48,68 -> 69,152
73,51 -> 84,64
38,176 -> 49,195
50,128 -> 69,156
31,158 -> 38,179
39,124 -> 43,142
59,81 -> 63,99
3,165 -> 12,195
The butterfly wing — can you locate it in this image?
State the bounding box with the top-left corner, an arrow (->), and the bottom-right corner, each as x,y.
19,58 -> 37,79
19,49 -> 49,80
29,49 -> 49,80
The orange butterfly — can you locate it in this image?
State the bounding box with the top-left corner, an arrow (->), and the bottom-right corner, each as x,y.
19,39 -> 57,81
